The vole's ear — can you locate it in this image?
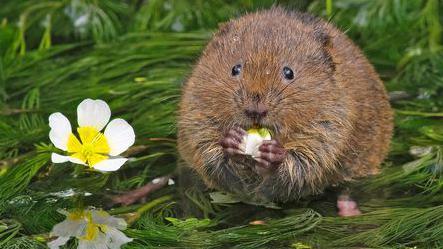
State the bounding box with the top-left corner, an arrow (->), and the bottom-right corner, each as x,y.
217,21 -> 233,36
313,28 -> 332,49
314,27 -> 336,72
205,21 -> 233,54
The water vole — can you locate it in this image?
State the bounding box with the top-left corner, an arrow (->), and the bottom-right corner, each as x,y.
177,8 -> 393,211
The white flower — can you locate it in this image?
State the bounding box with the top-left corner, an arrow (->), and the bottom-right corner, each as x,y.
48,208 -> 133,249
241,128 -> 271,157
49,99 -> 135,171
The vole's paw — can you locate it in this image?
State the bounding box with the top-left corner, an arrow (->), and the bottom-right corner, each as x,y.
254,140 -> 287,175
220,126 -> 247,155
337,194 -> 362,217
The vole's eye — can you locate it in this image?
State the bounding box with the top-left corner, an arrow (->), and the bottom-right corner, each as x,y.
283,66 -> 294,80
231,64 -> 242,76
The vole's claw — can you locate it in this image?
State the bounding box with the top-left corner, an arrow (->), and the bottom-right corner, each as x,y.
220,126 -> 246,155
255,140 -> 286,175
232,126 -> 247,136
258,140 -> 287,163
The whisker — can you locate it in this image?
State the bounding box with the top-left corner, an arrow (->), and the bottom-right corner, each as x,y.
274,77 -> 297,98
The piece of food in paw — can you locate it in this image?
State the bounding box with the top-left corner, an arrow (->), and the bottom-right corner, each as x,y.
240,128 -> 271,158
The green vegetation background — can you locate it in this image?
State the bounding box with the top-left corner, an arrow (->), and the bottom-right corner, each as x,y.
1,0 -> 443,248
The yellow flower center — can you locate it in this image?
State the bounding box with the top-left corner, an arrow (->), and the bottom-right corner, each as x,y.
67,210 -> 85,221
81,222 -> 107,241
67,126 -> 110,166
73,211 -> 108,241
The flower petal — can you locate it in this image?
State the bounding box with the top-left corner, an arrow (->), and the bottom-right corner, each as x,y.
47,236 -> 71,249
51,153 -> 70,163
104,119 -> 135,156
51,219 -> 87,238
77,99 -> 111,131
91,210 -> 127,230
49,113 -> 72,151
51,153 -> 86,165
78,233 -> 108,249
105,227 -> 133,249
92,158 -> 128,172
69,156 -> 87,165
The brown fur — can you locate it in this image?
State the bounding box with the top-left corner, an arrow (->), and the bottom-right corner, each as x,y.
177,8 -> 393,202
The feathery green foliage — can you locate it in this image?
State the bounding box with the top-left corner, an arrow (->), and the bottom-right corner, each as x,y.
1,0 -> 443,248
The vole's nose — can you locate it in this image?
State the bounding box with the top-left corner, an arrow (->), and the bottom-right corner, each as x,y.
244,102 -> 268,120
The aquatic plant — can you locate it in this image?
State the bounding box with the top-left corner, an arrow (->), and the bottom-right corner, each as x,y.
1,0 -> 443,248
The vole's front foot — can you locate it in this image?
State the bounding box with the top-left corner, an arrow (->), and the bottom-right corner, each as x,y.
220,126 -> 247,155
337,194 -> 362,217
255,140 -> 287,176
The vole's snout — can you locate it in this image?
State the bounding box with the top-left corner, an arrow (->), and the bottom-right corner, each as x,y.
244,102 -> 268,121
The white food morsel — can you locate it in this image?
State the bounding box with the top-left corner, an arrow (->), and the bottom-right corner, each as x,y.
241,128 -> 271,158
